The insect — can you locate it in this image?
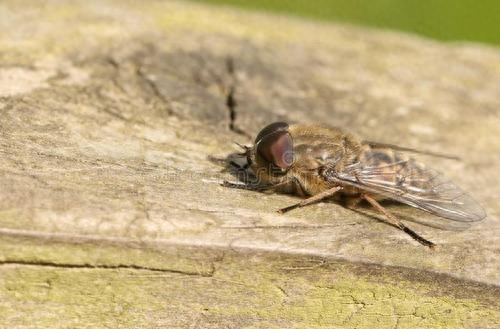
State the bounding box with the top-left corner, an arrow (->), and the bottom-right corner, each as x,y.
224,122 -> 486,248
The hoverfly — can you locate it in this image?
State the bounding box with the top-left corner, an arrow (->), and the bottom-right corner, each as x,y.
224,122 -> 486,248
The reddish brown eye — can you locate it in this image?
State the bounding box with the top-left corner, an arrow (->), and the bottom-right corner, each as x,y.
255,122 -> 294,169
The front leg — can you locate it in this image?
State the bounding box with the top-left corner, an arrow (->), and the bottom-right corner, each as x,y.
221,180 -> 269,191
221,179 -> 292,193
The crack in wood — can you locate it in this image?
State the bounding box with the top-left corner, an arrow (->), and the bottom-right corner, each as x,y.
0,259 -> 214,277
135,65 -> 174,116
224,57 -> 251,139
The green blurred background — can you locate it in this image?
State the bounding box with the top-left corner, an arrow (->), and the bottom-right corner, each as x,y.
192,0 -> 500,46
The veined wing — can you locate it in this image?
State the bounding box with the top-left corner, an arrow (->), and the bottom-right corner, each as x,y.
324,152 -> 486,222
362,140 -> 460,160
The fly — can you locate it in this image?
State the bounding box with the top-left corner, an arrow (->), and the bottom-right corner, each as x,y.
224,122 -> 486,248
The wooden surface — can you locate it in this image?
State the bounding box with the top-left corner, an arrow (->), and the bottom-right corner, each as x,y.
0,1 -> 499,328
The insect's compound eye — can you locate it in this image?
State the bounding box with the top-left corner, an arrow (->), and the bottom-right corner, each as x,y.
255,122 -> 294,169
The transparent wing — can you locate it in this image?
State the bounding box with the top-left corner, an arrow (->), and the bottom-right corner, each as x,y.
324,155 -> 486,222
362,140 -> 461,160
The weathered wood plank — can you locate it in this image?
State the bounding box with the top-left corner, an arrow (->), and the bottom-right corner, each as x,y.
0,0 -> 499,327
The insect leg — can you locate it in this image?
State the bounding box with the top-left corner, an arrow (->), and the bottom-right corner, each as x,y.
222,179 -> 291,192
277,186 -> 342,214
362,194 -> 436,249
229,160 -> 249,171
221,180 -> 269,191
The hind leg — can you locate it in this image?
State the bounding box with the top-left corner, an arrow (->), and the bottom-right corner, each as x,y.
362,194 -> 436,249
